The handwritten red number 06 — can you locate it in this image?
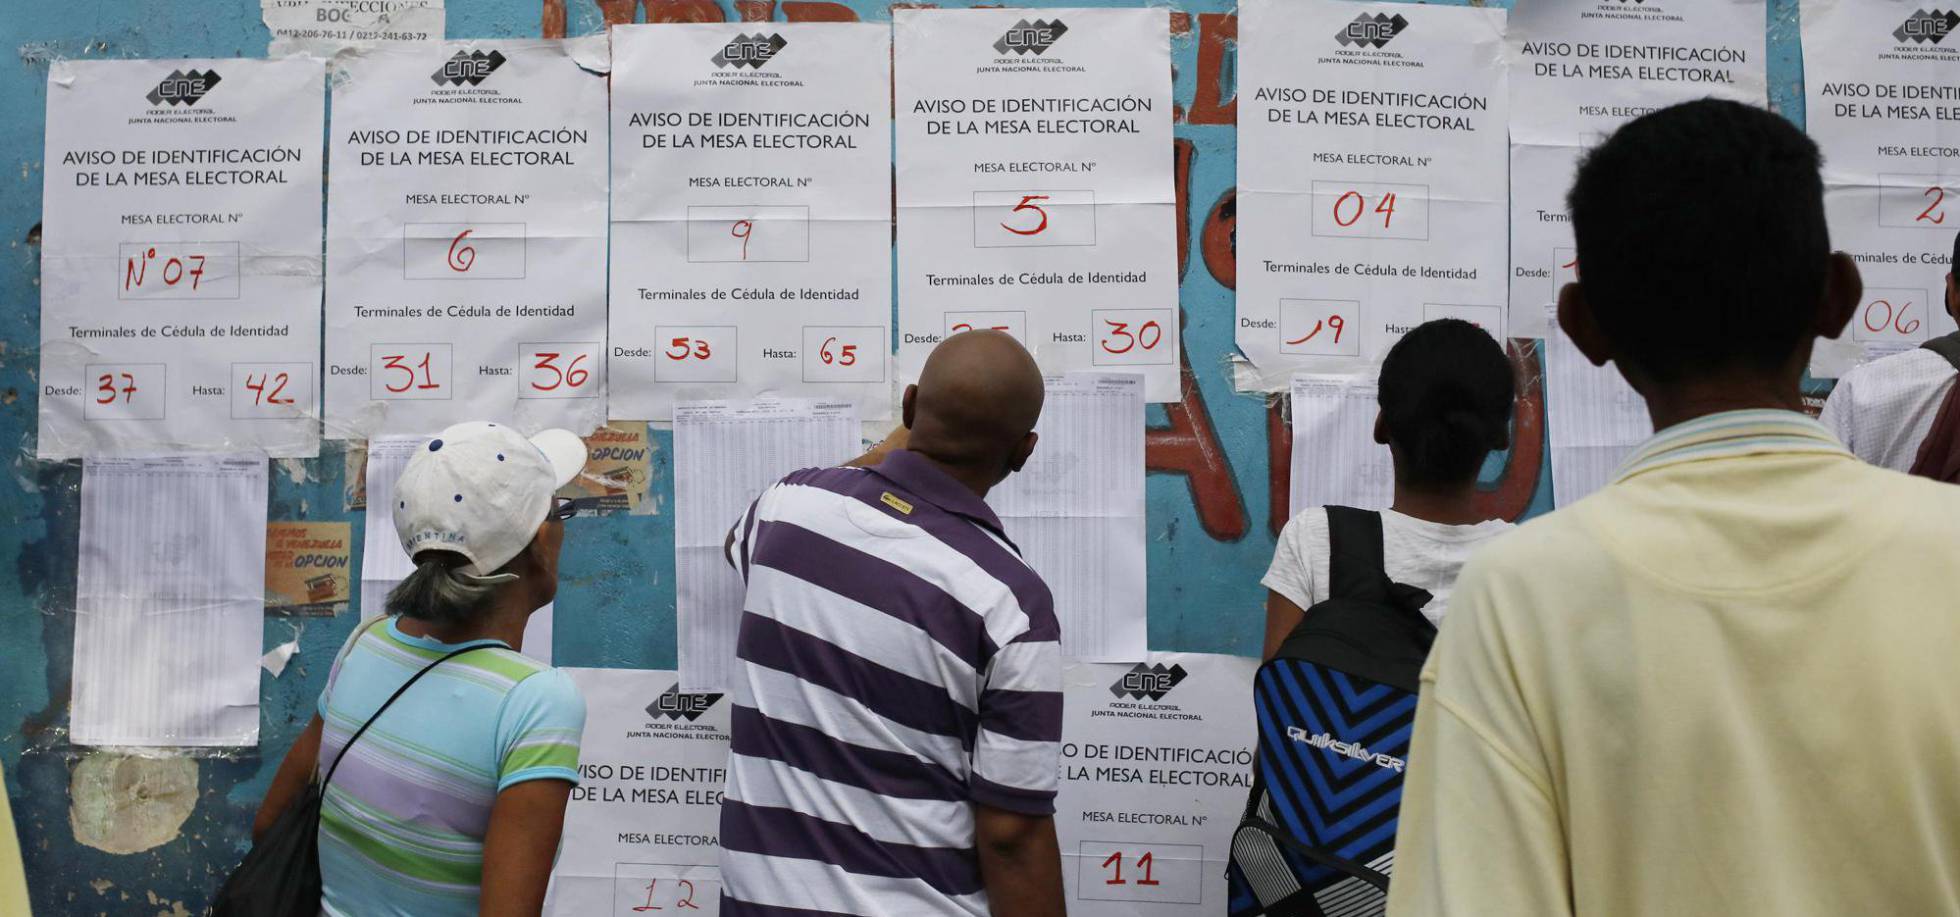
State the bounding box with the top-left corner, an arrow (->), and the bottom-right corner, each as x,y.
1100,319 -> 1163,355
1864,299 -> 1920,337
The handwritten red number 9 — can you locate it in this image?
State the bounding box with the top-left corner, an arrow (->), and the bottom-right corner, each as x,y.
1002,194 -> 1051,236
731,220 -> 754,260
1286,314 -> 1345,346
447,230 -> 476,273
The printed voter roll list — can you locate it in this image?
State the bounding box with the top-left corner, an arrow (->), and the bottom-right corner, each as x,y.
38,57 -> 326,459
325,40 -> 609,440
608,24 -> 895,422
895,8 -> 1181,402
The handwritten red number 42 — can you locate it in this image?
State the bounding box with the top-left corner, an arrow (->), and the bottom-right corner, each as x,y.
243,372 -> 295,405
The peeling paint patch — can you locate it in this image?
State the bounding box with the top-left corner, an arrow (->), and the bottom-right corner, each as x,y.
274,457 -> 311,486
69,753 -> 198,855
88,878 -> 112,896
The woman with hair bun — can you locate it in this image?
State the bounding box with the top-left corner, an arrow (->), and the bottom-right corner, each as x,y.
1260,319 -> 1517,659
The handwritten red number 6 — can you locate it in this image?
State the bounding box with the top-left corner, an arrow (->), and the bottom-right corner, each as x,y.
447,230 -> 476,272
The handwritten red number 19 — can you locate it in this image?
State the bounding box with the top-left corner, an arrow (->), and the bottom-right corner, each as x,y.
1286,314 -> 1345,346
1333,191 -> 1396,229
1101,850 -> 1161,886
1002,195 -> 1051,236
95,372 -> 138,405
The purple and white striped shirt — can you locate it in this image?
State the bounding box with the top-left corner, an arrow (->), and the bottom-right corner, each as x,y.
719,449 -> 1063,916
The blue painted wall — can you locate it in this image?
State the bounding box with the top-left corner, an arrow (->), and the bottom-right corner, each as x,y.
0,0 -> 1805,910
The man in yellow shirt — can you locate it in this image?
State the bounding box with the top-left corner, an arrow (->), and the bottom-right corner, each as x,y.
1388,100 -> 1960,916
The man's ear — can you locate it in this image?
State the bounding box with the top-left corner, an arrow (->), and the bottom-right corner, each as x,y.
1817,251 -> 1862,341
1557,280 -> 1613,368
1945,271 -> 1957,324
1008,431 -> 1038,474
1372,409 -> 1389,446
901,384 -> 918,430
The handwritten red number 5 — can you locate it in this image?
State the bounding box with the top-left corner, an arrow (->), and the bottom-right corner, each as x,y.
1002,194 -> 1050,236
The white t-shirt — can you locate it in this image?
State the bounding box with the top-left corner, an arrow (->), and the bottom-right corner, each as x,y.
1261,508 -> 1514,627
1819,347 -> 1957,473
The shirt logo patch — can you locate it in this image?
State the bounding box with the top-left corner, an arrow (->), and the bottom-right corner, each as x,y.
879,492 -> 914,515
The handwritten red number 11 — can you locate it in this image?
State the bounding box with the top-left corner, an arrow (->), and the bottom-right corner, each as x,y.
1102,850 -> 1161,886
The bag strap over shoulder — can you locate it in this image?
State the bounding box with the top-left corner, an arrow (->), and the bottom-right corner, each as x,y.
1324,506 -> 1388,603
1922,331 -> 1960,372
321,641 -> 499,788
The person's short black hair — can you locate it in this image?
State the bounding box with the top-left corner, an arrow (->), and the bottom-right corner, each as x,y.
1951,228 -> 1958,275
1567,99 -> 1830,384
1378,319 -> 1514,487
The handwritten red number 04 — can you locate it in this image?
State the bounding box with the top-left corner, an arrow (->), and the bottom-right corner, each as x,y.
819,336 -> 858,366
1333,191 -> 1396,229
1101,850 -> 1162,887
1100,319 -> 1163,355
1002,195 -> 1051,236
1864,299 -> 1920,337
529,352 -> 591,392
380,353 -> 442,394
95,372 -> 138,405
244,372 -> 295,405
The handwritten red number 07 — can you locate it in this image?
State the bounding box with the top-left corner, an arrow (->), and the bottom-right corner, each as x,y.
123,248 -> 207,292
1100,319 -> 1163,355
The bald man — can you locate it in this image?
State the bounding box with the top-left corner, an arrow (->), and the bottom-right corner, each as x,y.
719,331 -> 1065,917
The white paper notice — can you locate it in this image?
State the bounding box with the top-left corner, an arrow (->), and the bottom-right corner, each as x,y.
73,454 -> 268,746
673,399 -> 859,691
989,373 -> 1146,662
549,668 -> 730,917
261,0 -> 442,55
326,41 -> 608,440
608,24 -> 894,421
1506,0 -> 1767,339
1056,653 -> 1258,915
1544,325 -> 1650,506
1236,0 -> 1509,388
1803,0 -> 1960,377
1289,374 -> 1393,515
895,9 -> 1181,402
38,58 -> 325,460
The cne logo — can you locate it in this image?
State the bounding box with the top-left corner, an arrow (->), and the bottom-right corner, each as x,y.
1109,662 -> 1187,702
431,49 -> 507,86
1895,9 -> 1959,44
647,684 -> 723,722
712,33 -> 788,69
1335,12 -> 1408,49
146,69 -> 221,107
994,18 -> 1069,56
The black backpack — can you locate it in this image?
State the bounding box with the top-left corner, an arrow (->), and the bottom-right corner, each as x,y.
1227,507 -> 1436,916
